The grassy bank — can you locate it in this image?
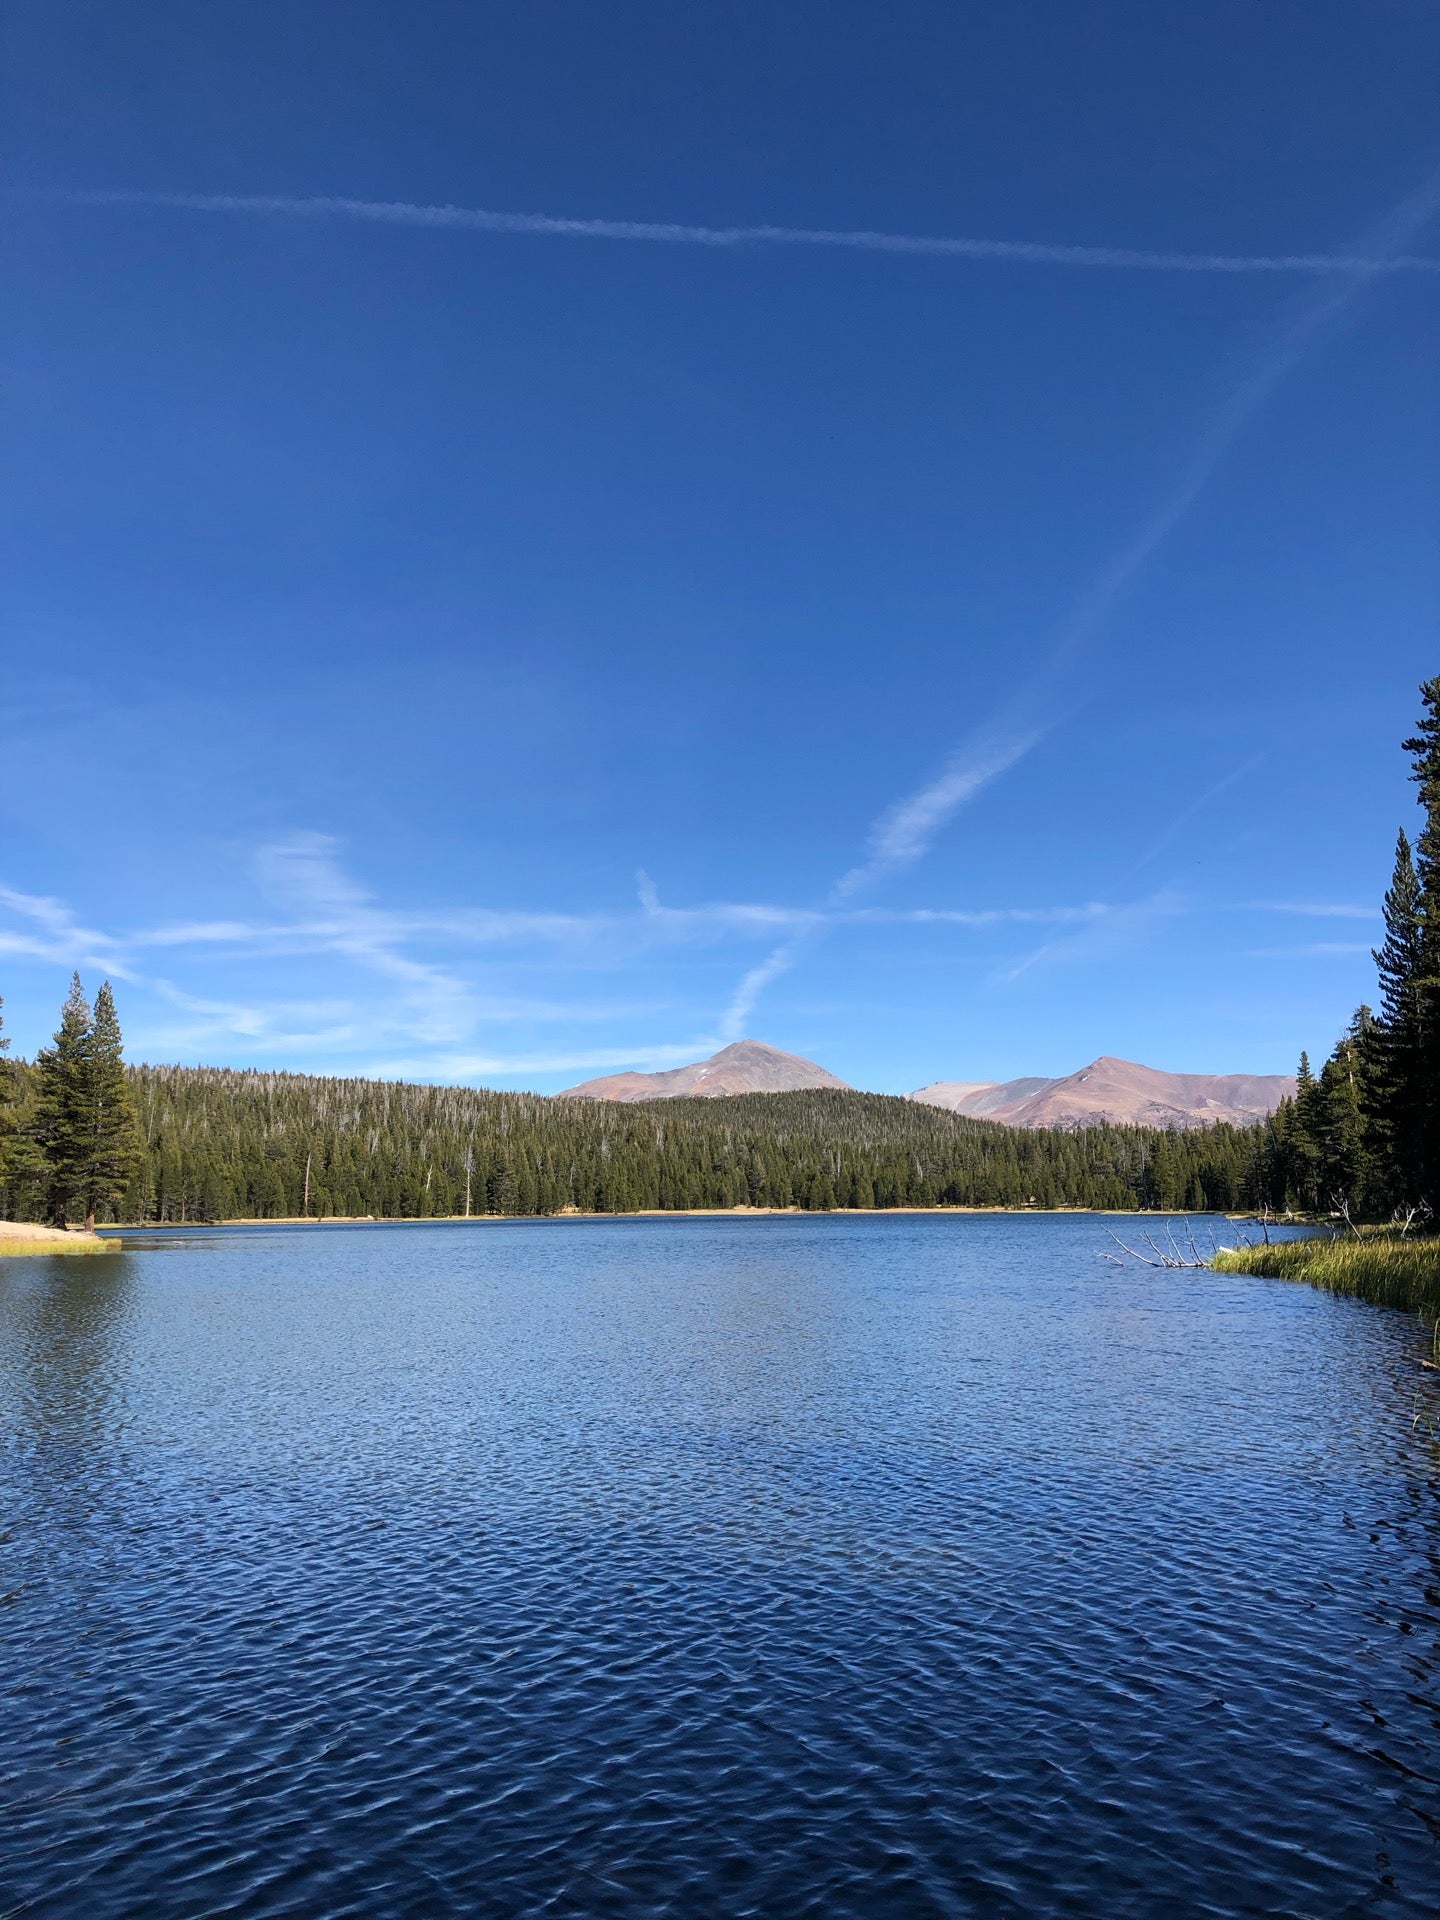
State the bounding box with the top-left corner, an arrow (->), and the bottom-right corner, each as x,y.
0,1222 -> 115,1258
1213,1233 -> 1440,1317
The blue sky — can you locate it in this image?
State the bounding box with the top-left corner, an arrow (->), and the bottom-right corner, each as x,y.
2,2 -> 1437,1092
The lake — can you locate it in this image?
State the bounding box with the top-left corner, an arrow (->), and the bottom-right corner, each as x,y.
2,1213 -> 1437,1916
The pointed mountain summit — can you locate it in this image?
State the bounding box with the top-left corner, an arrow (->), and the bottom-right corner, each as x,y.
558,1039 -> 850,1103
909,1056 -> 1294,1130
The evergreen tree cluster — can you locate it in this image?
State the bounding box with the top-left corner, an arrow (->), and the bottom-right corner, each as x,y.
1263,676 -> 1440,1219
0,974 -> 139,1229
0,1058 -> 1270,1225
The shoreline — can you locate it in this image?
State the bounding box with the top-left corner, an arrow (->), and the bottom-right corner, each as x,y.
0,1221 -> 113,1257
94,1203 -> 1242,1233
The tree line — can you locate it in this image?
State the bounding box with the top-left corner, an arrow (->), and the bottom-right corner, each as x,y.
1260,676 -> 1439,1221
3,677 -> 1431,1231
0,974 -> 139,1229
0,1036 -> 1278,1224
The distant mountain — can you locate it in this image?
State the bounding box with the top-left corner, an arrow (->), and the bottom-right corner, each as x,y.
909,1057 -> 1294,1130
558,1039 -> 851,1103
911,1078 -> 1056,1117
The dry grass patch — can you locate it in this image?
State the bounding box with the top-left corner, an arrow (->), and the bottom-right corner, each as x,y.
0,1222 -> 115,1257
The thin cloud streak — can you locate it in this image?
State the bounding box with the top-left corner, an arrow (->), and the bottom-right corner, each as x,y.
1003,892 -> 1189,979
1043,165 -> 1440,686
256,834 -> 472,1042
4,847 -> 1102,1075
719,165 -> 1440,1032
61,189 -> 1440,275
1247,901 -> 1379,919
719,940 -> 806,1042
1248,941 -> 1374,959
830,725 -> 1044,903
0,883 -> 137,980
851,903 -> 1105,926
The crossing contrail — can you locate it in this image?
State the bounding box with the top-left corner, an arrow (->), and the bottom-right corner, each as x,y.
58,188 -> 1440,275
720,164 -> 1440,1027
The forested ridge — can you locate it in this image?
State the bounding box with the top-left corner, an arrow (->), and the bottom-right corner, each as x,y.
2,1061 -> 1275,1223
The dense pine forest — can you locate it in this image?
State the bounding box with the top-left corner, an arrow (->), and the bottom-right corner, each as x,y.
1,1060 -> 1273,1224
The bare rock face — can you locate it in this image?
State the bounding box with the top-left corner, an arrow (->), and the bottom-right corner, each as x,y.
908,1057 -> 1294,1130
557,1039 -> 851,1103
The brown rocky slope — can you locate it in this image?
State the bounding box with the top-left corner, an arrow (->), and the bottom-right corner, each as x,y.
908,1057 -> 1295,1130
557,1040 -> 850,1102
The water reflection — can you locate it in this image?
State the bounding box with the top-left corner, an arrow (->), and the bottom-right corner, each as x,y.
0,1215 -> 1437,1918
0,1252 -> 136,1447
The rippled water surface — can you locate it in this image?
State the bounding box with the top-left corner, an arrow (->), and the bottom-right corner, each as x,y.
2,1214 -> 1439,1917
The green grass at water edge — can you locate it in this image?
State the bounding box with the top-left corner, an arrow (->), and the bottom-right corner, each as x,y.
1212,1235 -> 1440,1316
0,1237 -> 115,1257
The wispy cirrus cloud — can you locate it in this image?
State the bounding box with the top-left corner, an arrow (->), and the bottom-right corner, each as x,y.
59,188 -> 1440,276
1002,892 -> 1190,979
849,903 -> 1106,926
830,724 -> 1045,904
636,872 -> 819,938
1247,941 -> 1374,959
0,883 -> 136,979
718,941 -> 806,1043
1129,755 -> 1267,874
1246,901 -> 1379,919
2,839 -> 1104,1073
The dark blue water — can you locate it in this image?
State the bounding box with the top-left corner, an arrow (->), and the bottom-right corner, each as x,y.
2,1214 -> 1437,1917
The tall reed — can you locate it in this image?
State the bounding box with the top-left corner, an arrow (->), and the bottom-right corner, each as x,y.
1212,1235 -> 1440,1316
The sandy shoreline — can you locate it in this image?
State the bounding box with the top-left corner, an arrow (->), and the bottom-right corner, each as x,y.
97,1203 -> 1195,1232
0,1220 -> 114,1256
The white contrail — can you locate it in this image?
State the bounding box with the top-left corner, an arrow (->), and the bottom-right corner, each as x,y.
719,941 -> 804,1042
59,188 -> 1440,275
1054,167 -> 1440,666
722,165 -> 1440,1029
830,724 -> 1043,903
838,163 -> 1440,890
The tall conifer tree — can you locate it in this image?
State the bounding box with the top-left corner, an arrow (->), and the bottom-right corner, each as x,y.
1287,1051 -> 1323,1209
1399,675 -> 1440,1204
30,974 -> 93,1227
1317,1008 -> 1376,1216
76,982 -> 139,1229
1368,831 -> 1426,1204
0,992 -> 14,1183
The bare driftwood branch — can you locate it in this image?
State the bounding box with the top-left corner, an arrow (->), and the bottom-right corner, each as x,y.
1101,1217 -> 1260,1271
1330,1196 -> 1363,1241
1103,1223 -> 1208,1270
1391,1202 -> 1432,1239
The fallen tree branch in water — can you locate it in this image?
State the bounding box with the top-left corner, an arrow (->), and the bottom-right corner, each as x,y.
1100,1220 -> 1254,1270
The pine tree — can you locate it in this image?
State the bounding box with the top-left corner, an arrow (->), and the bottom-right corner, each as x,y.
30,974 -> 94,1227
1399,675 -> 1440,1205
75,982 -> 139,1229
1317,1008 -> 1377,1218
1368,831 -> 1428,1207
0,993 -> 15,1189
1287,1051 -> 1323,1210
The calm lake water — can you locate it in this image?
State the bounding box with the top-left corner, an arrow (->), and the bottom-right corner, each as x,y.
2,1213 -> 1438,1917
